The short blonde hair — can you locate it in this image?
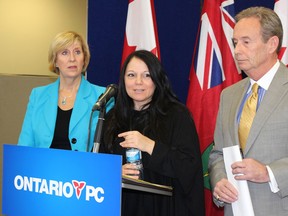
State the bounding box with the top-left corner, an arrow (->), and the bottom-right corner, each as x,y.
48,31 -> 90,74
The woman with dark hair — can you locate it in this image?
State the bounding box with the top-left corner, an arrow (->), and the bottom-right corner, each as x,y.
100,50 -> 205,216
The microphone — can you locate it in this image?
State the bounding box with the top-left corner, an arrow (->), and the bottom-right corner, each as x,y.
92,84 -> 118,111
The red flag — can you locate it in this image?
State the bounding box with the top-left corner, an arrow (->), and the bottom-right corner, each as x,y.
121,0 -> 160,65
274,0 -> 288,66
186,1 -> 242,216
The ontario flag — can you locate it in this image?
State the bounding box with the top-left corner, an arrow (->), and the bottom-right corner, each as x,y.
274,0 -> 288,66
121,0 -> 160,65
186,0 -> 242,216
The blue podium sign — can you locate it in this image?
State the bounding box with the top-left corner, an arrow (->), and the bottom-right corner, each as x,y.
2,144 -> 122,216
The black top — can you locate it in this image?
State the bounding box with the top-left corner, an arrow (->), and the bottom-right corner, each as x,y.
100,104 -> 205,216
50,107 -> 72,150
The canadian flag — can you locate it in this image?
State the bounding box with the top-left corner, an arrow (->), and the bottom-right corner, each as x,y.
274,0 -> 288,66
121,0 -> 160,65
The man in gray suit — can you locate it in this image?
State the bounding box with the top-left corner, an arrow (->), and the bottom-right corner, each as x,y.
209,6 -> 288,216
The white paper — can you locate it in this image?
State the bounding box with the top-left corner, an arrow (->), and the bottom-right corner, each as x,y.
223,145 -> 255,216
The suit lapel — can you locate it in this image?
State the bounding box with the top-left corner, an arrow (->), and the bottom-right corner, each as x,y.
245,64 -> 288,153
43,79 -> 59,134
69,78 -> 90,134
230,79 -> 250,147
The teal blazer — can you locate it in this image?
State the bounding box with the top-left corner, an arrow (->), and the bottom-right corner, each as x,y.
18,76 -> 113,151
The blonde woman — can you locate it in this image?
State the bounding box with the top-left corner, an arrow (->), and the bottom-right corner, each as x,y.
18,31 -> 113,151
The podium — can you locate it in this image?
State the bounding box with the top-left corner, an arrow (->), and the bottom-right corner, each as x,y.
2,144 -> 122,216
122,175 -> 172,196
2,144 -> 173,216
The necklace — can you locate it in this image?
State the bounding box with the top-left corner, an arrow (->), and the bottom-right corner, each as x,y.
59,81 -> 80,106
60,94 -> 73,105
59,90 -> 74,106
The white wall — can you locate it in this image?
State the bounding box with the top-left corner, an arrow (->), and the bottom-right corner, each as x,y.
0,0 -> 87,76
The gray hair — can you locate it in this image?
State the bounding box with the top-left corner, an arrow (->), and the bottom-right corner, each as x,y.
235,6 -> 283,53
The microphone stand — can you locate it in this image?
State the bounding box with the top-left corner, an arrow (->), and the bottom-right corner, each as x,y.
92,106 -> 106,153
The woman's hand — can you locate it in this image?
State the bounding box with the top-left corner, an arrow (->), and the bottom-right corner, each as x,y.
122,163 -> 140,179
118,131 -> 155,155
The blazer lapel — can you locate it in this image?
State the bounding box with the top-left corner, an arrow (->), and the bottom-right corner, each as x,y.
43,79 -> 59,134
231,79 -> 250,148
69,78 -> 90,133
245,64 -> 288,153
